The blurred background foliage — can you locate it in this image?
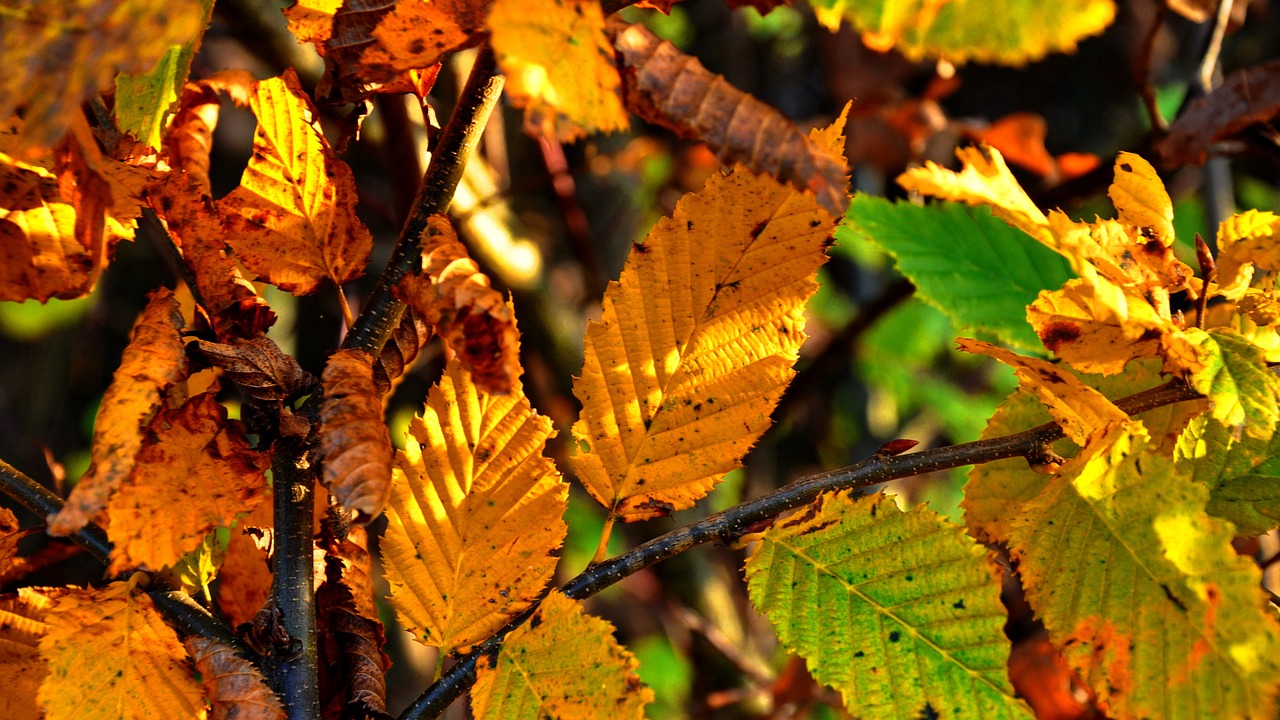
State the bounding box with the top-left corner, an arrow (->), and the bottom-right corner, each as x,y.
2,0 -> 1279,717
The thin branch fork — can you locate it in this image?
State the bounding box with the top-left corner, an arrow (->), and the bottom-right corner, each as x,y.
399,376 -> 1205,718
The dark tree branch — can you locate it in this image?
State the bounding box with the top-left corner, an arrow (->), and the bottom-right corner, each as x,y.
398,376 -> 1204,718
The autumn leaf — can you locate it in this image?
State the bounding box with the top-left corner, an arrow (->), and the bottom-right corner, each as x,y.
746,492 -> 1032,719
372,307 -> 433,395
0,588 -> 57,720
1215,209 -> 1280,295
612,21 -> 849,218
215,498 -> 275,629
0,149 -> 84,302
0,0 -> 207,152
164,533 -> 225,601
1186,328 -> 1280,441
808,0 -> 1115,67
1177,416 -> 1280,535
470,591 -> 652,719
489,0 -> 629,141
164,70 -> 256,195
186,635 -> 285,720
316,525 -> 390,718
38,576 -> 207,720
394,215 -> 520,395
48,288 -> 187,536
571,166 -> 834,522
363,0 -> 489,80
1156,59 -> 1280,168
319,349 -> 393,519
106,391 -> 270,574
381,357 -> 567,656
0,507 -> 33,581
191,335 -> 314,406
220,69 -> 373,295
283,0 -> 343,48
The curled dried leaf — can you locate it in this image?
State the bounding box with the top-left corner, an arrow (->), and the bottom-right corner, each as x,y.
190,336 -> 314,404
372,307 -> 432,396
394,215 -> 519,394
185,636 -> 285,720
317,526 -> 390,718
164,69 -> 256,195
319,350 -> 393,519
610,20 -> 849,218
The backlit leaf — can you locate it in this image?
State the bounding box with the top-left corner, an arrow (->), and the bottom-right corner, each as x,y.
372,308 -> 432,395
808,0 -> 1115,67
106,392 -> 270,575
164,70 -> 256,196
364,0 -> 489,76
0,150 -> 91,302
49,288 -> 187,536
185,635 -> 285,720
283,0 -> 343,47
489,0 -> 628,141
382,358 -> 568,656
571,167 -> 834,521
0,588 -> 57,720
1215,209 -> 1280,293
1008,421 -> 1280,720
215,498 -> 274,628
470,591 -> 651,719
745,492 -> 1031,720
38,576 -> 207,720
220,69 -> 373,295
1109,151 -> 1175,246
320,349 -> 393,520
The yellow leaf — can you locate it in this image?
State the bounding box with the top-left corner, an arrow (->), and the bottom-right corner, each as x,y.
489,0 -> 629,141
0,151 -> 88,302
49,288 -> 187,536
382,358 -> 568,655
470,591 -> 652,719
282,0 -> 343,47
220,69 -> 372,295
957,338 -> 1126,444
319,349 -> 394,519
1216,209 -> 1280,293
571,168 -> 834,521
1108,151 -> 1174,246
0,588 -> 58,720
185,636 -> 284,720
107,392 -> 270,575
38,577 -> 207,720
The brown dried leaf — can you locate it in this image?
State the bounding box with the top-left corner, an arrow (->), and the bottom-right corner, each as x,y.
0,508 -> 30,579
611,20 -> 849,218
319,350 -> 393,519
0,588 -> 58,720
49,288 -> 187,536
394,215 -> 519,395
165,70 -> 257,195
186,635 -> 285,720
1156,59 -> 1280,168
317,525 -> 390,719
216,498 -> 274,629
107,392 -> 270,574
372,307 -> 432,396
191,336 -> 314,404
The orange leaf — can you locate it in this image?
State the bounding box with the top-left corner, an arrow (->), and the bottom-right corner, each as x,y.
319,350 -> 393,519
972,112 -> 1056,177
38,577 -> 206,720
186,636 -> 284,720
317,525 -> 390,718
106,392 -> 270,574
283,0 -> 343,48
0,146 -> 91,302
394,215 -> 520,395
220,69 -> 373,295
215,498 -> 274,629
49,288 -> 187,536
164,70 -> 257,196
365,0 -> 490,78
0,508 -> 30,579
0,588 -> 58,720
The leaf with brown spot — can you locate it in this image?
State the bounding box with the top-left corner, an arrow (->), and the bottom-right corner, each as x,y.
186,636 -> 285,720
394,215 -> 520,395
49,288 -> 187,536
0,588 -> 59,720
317,525 -> 390,719
191,336 -> 313,405
106,392 -> 270,574
319,350 -> 393,520
220,69 -> 373,295
372,307 -> 433,396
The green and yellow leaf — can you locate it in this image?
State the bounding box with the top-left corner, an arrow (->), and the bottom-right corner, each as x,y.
1177,416 -> 1280,534
114,0 -> 214,150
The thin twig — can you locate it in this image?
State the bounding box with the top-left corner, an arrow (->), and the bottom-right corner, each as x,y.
1198,0 -> 1235,93
1135,1 -> 1169,133
398,376 -> 1205,718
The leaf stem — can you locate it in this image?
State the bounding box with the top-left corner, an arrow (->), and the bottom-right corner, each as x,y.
397,376 -> 1205,719
342,45 -> 505,357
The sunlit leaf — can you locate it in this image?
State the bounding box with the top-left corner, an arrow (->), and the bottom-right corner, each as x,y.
220,69 -> 372,295
470,591 -> 651,719
372,308 -> 432,396
1177,416 -> 1280,535
319,349 -> 393,519
1186,328 -> 1280,441
163,70 -> 256,196
114,0 -> 214,150
38,577 -> 207,720
0,150 -> 90,302
49,288 -> 187,536
364,0 -> 489,76
106,392 -> 270,575
571,167 -> 834,521
489,0 -> 628,141
185,635 -> 284,720
215,498 -> 274,628
745,492 -> 1031,719
164,532 -> 225,600
282,0 -> 343,47
1215,209 -> 1280,294
382,357 -> 567,656
0,588 -> 57,720
1108,151 -> 1175,246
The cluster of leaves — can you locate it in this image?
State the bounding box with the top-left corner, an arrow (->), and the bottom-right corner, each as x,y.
2,0 -> 1280,719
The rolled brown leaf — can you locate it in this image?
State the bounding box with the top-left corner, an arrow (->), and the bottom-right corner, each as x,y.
190,336 -> 314,405
318,350 -> 393,520
185,635 -> 285,720
317,525 -> 390,719
372,307 -> 432,396
1156,59 -> 1280,168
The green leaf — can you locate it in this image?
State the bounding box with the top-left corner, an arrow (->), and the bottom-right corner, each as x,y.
841,196 -> 1074,354
1187,328 -> 1280,441
1177,416 -> 1280,534
113,0 -> 213,150
1009,422 -> 1280,720
746,491 -> 1031,720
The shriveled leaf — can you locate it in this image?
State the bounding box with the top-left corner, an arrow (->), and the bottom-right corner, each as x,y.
0,0 -> 206,152
220,69 -> 373,295
746,492 -> 1031,719
191,336 -> 313,405
571,167 -> 834,521
107,392 -> 270,574
372,307 -> 432,395
471,591 -> 651,719
38,577 -> 207,720
49,288 -> 187,536
382,358 -> 567,655
0,507 -> 34,581
0,588 -> 57,720
186,636 -> 285,720
841,196 -> 1073,353
316,526 -> 390,718
1008,422 -> 1280,720
809,0 -> 1115,66
319,349 -> 393,519
612,21 -> 849,218
1156,59 -> 1280,168
489,0 -> 628,141
394,215 -> 519,395
1186,328 -> 1280,441
164,70 -> 257,196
